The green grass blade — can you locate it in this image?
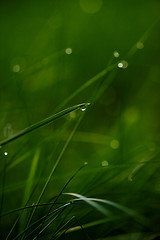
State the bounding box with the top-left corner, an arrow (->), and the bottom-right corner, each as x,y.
58,64 -> 116,109
64,193 -> 111,217
0,103 -> 90,146
13,203 -> 71,240
64,193 -> 143,220
24,114 -> 84,237
19,148 -> 40,231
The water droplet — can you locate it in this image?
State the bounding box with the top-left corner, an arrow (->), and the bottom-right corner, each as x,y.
65,48 -> 72,54
12,64 -> 20,72
84,161 -> 88,165
113,51 -> 119,58
136,42 -> 144,49
81,107 -> 86,111
110,139 -> 119,149
4,152 -> 8,156
118,60 -> 128,69
118,62 -> 123,68
80,103 -> 90,112
102,160 -> 108,167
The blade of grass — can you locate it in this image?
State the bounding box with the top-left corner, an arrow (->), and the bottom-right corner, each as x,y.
64,193 -> 144,221
0,201 -> 64,218
13,203 -> 71,240
57,64 -> 116,110
24,114 -> 85,238
0,103 -> 89,146
35,163 -> 88,239
19,148 -> 40,232
52,216 -> 76,240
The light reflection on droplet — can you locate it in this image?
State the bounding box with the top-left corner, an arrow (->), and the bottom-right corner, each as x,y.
118,60 -> 128,69
80,103 -> 90,112
110,139 -> 119,149
84,161 -> 88,165
65,48 -> 72,55
113,51 -> 119,58
4,152 -> 8,156
81,107 -> 86,112
13,64 -> 20,72
102,160 -> 108,167
136,42 -> 144,49
118,62 -> 123,68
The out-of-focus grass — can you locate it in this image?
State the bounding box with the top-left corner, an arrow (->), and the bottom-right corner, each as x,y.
0,0 -> 160,239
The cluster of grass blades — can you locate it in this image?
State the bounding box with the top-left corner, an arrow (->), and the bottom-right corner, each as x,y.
0,15 -> 160,240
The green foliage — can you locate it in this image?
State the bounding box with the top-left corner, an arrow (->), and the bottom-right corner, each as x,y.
0,0 -> 160,239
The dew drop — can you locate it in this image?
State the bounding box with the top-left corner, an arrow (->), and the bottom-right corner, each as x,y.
102,160 -> 108,167
113,51 -> 119,58
118,62 -> 123,68
81,107 -> 86,112
65,48 -> 72,54
12,64 -> 20,72
4,152 -> 8,156
80,103 -> 90,112
118,60 -> 128,69
84,161 -> 88,165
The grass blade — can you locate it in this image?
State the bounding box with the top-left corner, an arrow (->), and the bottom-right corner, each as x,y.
0,103 -> 90,146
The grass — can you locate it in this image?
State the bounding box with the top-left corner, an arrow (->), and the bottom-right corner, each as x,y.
0,1 -> 160,239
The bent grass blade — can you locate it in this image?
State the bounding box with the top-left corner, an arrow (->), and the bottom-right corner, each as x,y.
0,103 -> 90,146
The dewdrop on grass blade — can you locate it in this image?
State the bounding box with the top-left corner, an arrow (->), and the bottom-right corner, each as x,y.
4,151 -> 8,156
118,60 -> 128,69
80,103 -> 91,112
81,107 -> 87,111
65,48 -> 72,54
12,64 -> 20,72
113,51 -> 120,58
102,161 -> 108,167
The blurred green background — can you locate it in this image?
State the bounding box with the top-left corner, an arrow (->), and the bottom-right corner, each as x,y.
0,0 -> 160,239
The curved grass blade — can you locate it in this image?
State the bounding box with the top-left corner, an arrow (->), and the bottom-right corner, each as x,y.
65,193 -> 111,217
32,142 -> 87,239
52,216 -> 76,240
64,193 -> 144,221
24,115 -> 84,239
0,202 -> 63,218
0,103 -> 90,146
13,203 -> 71,240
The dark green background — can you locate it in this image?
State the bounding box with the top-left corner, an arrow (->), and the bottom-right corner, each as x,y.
0,0 -> 160,239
